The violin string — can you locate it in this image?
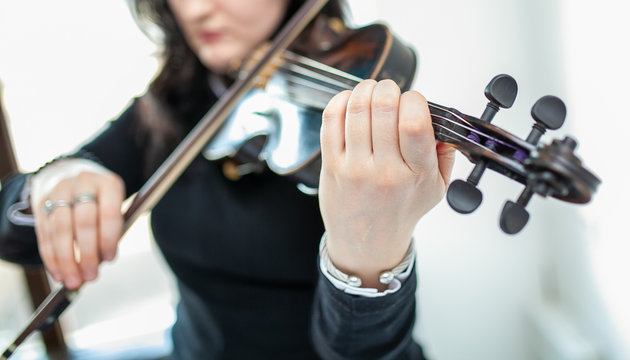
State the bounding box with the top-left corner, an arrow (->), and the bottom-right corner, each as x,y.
281,55 -> 471,121
430,113 -> 493,142
277,51 -> 522,154
280,70 -> 349,96
429,113 -> 511,152
282,55 -> 470,122
430,104 -> 525,152
280,63 -> 510,149
280,64 -> 513,151
427,102 -> 473,127
432,112 -> 523,153
279,64 -> 355,92
430,125 -> 462,144
282,51 -> 363,87
432,123 -> 496,154
273,70 -> 345,110
277,64 -> 355,103
275,63 -> 353,109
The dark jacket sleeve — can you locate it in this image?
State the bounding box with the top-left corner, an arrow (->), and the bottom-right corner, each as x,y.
78,101 -> 146,197
311,267 -> 426,360
0,173 -> 41,266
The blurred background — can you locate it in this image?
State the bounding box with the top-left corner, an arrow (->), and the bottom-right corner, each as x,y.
0,0 -> 628,359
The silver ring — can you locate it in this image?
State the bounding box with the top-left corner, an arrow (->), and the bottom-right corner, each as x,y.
74,193 -> 97,205
43,199 -> 72,214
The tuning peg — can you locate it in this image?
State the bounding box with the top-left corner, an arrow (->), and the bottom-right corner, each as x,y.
447,169 -> 483,214
447,74 -> 518,214
500,183 -> 535,234
526,95 -> 566,145
500,168 -> 562,234
480,74 -> 518,122
498,96 -> 568,234
500,200 -> 530,234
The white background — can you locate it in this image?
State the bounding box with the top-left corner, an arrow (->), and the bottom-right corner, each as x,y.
1,0 -> 628,359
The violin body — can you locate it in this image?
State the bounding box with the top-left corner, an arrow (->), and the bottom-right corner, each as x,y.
204,23 -> 417,190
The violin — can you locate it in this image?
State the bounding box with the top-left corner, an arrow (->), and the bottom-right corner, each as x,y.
1,0 -> 599,358
204,24 -> 599,235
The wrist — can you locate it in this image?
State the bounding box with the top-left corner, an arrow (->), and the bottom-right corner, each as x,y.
325,228 -> 412,274
319,233 -> 415,290
30,157 -> 110,208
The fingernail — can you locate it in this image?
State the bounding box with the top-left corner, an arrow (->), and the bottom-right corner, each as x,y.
103,252 -> 115,261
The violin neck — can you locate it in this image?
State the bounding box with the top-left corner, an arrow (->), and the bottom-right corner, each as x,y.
277,51 -> 469,142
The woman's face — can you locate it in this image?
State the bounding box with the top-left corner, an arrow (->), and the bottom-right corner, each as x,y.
168,0 -> 290,74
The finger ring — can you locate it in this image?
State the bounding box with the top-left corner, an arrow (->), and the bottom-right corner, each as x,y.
74,193 -> 97,205
43,200 -> 72,214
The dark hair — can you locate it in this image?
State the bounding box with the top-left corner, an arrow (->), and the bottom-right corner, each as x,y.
132,0 -> 348,175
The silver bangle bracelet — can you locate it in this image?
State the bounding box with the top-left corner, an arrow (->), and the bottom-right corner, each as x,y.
319,233 -> 415,287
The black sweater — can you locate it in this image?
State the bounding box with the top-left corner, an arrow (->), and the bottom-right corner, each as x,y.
0,101 -> 424,359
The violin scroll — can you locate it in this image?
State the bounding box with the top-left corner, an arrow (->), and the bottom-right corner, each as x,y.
443,75 -> 600,234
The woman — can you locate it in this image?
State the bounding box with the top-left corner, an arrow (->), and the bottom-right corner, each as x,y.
0,0 -> 455,358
